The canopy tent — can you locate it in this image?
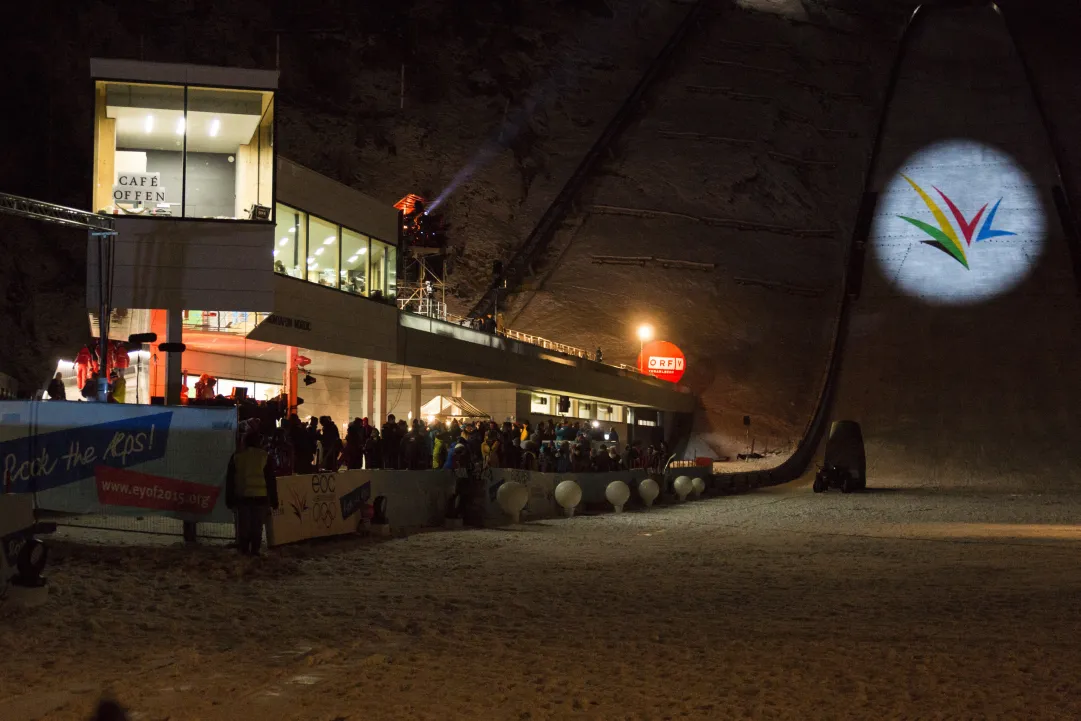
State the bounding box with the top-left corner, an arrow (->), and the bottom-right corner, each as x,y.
420,395 -> 489,420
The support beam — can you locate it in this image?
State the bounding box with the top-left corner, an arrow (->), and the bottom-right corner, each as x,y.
165,307 -> 184,406
286,346 -> 298,417
410,374 -> 422,424
362,359 -> 375,421
374,361 -> 388,424
450,380 -> 462,398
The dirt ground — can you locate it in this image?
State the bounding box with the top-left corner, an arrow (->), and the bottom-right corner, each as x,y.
4,478 -> 1081,721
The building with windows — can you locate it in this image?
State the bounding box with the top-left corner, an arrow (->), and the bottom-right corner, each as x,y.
74,58 -> 693,442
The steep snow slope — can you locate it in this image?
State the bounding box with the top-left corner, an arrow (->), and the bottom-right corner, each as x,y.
506,5 -> 901,457
829,6 -> 1081,491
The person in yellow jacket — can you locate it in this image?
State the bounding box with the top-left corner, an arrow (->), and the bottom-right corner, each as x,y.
226,429 -> 279,556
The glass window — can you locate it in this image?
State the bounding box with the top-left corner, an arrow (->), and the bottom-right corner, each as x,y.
369,240 -> 388,298
308,216 -> 340,288
94,81 -> 185,216
341,229 -> 369,296
92,80 -> 274,221
274,203 -> 307,278
530,394 -> 551,414
185,87 -> 274,219
386,244 -> 398,299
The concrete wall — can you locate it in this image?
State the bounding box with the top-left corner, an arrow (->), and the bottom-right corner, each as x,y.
89,217 -> 274,312
276,158 -> 399,244
248,274 -> 399,363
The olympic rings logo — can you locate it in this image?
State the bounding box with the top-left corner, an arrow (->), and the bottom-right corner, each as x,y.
312,500 -> 337,528
311,473 -> 336,494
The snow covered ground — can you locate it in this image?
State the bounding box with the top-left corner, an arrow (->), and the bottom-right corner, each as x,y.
5,480 -> 1081,720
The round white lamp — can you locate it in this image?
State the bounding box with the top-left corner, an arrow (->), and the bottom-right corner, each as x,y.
496,481 -> 529,523
554,480 -> 582,517
637,478 -> 660,507
605,480 -> 631,513
673,476 -> 693,502
692,476 -> 706,498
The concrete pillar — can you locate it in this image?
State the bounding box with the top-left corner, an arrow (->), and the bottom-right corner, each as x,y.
361,359 -> 375,421
450,380 -> 462,398
410,374 -> 422,423
165,307 -> 183,406
286,346 -> 299,417
374,361 -> 388,423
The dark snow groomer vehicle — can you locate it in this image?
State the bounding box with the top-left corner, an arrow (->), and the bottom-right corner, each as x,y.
813,420 -> 867,494
1,493 -> 54,607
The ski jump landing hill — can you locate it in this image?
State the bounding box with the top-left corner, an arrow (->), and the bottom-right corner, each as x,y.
828,4 -> 1081,492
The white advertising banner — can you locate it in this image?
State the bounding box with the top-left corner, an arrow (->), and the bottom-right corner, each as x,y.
268,469 -> 456,547
0,401 -> 237,523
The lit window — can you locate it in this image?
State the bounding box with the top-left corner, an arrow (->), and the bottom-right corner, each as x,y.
93,81 -> 275,220
274,204 -> 306,278
341,229 -> 369,296
308,216 -> 339,287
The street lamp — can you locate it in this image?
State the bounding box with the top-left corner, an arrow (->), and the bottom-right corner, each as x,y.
637,323 -> 654,366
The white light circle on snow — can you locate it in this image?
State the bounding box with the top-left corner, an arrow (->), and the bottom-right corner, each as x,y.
870,140 -> 1046,305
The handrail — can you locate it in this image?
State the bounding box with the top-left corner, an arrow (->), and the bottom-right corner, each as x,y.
714,0 -> 1081,488
467,0 -> 707,318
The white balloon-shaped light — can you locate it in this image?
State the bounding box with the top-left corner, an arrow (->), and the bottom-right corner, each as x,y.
691,476 -> 706,498
673,476 -> 693,502
496,481 -> 529,523
554,480 -> 582,517
637,478 -> 660,507
605,480 -> 631,513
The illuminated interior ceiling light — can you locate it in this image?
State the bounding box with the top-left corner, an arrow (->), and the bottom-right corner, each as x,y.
279,237 -> 289,246
323,236 -> 335,245
175,116 -> 185,135
306,256 -> 315,263
347,255 -> 359,263
209,117 -> 221,137
314,248 -> 325,256
310,263 -> 319,270
288,227 -> 296,233
359,247 -> 367,254
273,250 -> 280,257
144,114 -> 154,133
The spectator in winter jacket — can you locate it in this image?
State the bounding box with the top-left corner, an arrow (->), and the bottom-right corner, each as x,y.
364,429 -> 382,469
520,441 -> 539,471
341,424 -> 365,469
433,433 -> 451,469
487,433 -> 504,468
556,443 -> 572,473
46,373 -> 66,401
226,429 -> 279,556
381,415 -> 400,469
318,416 -> 342,471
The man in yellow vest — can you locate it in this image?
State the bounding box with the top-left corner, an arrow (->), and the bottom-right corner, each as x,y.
226,429 -> 279,555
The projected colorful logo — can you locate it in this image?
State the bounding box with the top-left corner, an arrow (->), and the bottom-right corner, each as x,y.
897,174 -> 1016,269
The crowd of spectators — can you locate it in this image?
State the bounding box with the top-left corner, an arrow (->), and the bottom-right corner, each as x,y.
240,413 -> 670,477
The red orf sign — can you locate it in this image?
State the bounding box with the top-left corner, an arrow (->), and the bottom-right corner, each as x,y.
638,341 -> 686,383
